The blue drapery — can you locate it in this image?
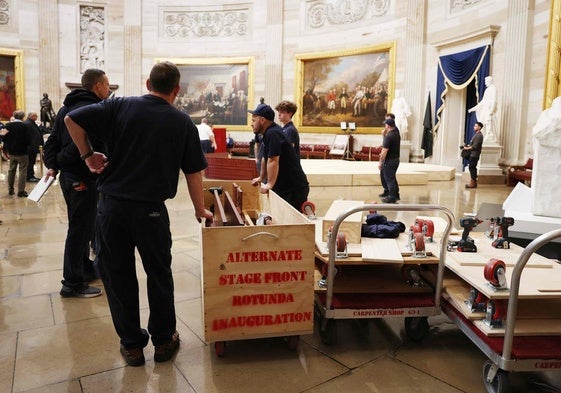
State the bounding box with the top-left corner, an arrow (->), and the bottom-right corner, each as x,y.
433,45 -> 490,146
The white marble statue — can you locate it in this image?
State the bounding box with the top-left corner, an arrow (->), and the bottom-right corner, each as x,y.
531,96 -> 561,218
468,76 -> 498,143
391,89 -> 412,140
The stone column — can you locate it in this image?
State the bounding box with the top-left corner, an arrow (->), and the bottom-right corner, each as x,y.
124,0 -> 142,96
38,0 -> 60,107
404,0 -> 427,163
501,1 -> 533,163
264,0 -> 283,107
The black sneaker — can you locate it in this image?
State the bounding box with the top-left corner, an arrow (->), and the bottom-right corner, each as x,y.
27,177 -> 40,183
381,196 -> 397,204
9,190 -> 14,196
60,285 -> 102,298
378,192 -> 388,197
17,191 -> 28,198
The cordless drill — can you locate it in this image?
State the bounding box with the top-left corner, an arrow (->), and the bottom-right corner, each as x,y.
489,217 -> 515,249
447,217 -> 482,252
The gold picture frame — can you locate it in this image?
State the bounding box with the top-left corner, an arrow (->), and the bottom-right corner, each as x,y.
295,43 -> 396,134
0,48 -> 24,122
160,57 -> 254,131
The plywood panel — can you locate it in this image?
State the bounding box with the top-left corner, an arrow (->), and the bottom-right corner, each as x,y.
322,200 -> 364,244
361,238 -> 403,263
474,319 -> 561,336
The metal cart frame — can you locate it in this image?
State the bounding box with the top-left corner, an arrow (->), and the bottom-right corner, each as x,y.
441,228 -> 561,393
315,203 -> 455,343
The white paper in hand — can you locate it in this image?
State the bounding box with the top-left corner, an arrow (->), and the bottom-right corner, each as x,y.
28,175 -> 55,202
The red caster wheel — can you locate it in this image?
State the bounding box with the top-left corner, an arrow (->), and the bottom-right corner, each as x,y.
287,335 -> 299,351
484,258 -> 506,287
336,232 -> 347,253
301,201 -> 316,219
417,218 -> 434,238
368,200 -> 377,214
214,341 -> 226,357
401,264 -> 421,282
414,232 -> 425,251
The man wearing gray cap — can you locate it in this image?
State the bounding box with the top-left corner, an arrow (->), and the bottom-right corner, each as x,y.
249,103 -> 309,211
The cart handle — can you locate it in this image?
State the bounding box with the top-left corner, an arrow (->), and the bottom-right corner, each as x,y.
242,232 -> 280,241
325,204 -> 455,312
502,228 -> 561,363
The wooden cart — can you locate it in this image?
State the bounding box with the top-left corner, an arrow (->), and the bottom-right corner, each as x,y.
441,229 -> 561,393
314,203 -> 455,345
200,180 -> 316,356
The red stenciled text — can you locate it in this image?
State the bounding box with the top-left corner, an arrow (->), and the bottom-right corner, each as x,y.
218,271 -> 307,286
226,250 -> 303,263
232,293 -> 294,306
212,311 -> 312,331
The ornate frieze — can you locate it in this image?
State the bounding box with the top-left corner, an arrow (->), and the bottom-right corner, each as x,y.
0,0 -> 10,25
80,5 -> 105,73
449,0 -> 485,14
306,0 -> 389,29
162,8 -> 249,39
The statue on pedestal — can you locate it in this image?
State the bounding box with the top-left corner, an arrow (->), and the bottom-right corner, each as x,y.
531,96 -> 561,218
391,89 -> 412,140
468,76 -> 498,143
40,93 -> 56,128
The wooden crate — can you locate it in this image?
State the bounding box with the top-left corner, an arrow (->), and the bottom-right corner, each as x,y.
201,180 -> 315,343
321,200 -> 364,244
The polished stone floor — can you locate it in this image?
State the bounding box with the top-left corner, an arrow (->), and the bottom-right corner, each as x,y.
0,168 -> 559,393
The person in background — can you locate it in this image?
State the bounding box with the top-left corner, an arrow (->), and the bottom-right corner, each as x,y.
4,110 -> 31,197
462,121 -> 484,189
64,61 -> 213,367
379,117 -> 401,204
249,103 -> 309,211
44,68 -> 110,299
275,100 -> 300,158
379,113 -> 400,200
24,112 -> 43,182
197,118 -> 216,153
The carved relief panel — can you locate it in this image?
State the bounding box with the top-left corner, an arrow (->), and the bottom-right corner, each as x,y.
80,5 -> 105,73
162,7 -> 249,40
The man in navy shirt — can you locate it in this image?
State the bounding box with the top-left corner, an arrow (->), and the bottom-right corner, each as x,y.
65,61 -> 213,367
379,117 -> 401,203
275,100 -> 300,158
249,103 -> 309,211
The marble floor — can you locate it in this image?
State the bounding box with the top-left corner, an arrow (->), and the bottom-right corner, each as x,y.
0,169 -> 559,393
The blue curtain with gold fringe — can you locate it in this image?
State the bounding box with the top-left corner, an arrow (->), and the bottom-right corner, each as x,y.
433,45 -> 491,140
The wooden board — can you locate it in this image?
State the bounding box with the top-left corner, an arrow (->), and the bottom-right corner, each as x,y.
474,319 -> 561,336
361,238 -> 403,263
442,285 -> 486,321
312,265 -> 433,294
447,232 -> 553,268
315,220 -> 362,256
445,257 -> 561,300
201,180 -> 315,343
322,200 -> 364,244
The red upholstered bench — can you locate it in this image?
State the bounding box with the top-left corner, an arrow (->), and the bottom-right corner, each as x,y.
300,144 -> 313,159
507,158 -> 533,186
228,141 -> 250,156
354,146 -> 382,161
308,144 -> 330,159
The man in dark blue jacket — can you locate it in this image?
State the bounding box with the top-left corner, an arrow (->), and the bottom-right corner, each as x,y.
4,110 -> 32,197
44,68 -> 111,298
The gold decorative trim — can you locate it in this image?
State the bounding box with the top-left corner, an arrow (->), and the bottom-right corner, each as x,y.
294,42 -> 396,134
157,57 -> 254,131
544,0 -> 561,109
0,47 -> 24,121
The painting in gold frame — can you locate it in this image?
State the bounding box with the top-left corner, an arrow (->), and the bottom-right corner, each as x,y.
0,48 -> 24,122
160,57 -> 254,131
295,43 -> 396,134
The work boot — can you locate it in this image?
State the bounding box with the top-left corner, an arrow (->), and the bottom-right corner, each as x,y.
465,179 -> 477,189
